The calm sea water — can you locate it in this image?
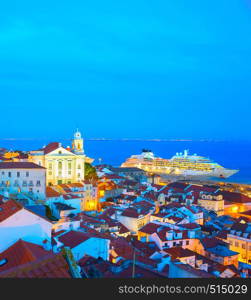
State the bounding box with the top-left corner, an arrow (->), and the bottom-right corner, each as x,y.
1,139 -> 251,184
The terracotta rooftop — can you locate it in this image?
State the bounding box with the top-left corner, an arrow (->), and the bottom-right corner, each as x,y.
181,223 -> 201,230
221,191 -> 251,203
46,187 -> 62,198
201,237 -> 227,249
57,230 -> 91,248
0,239 -> 52,272
165,247 -> 195,259
0,162 -> 45,169
119,224 -> 130,234
138,222 -> 161,234
42,142 -> 61,154
0,253 -> 71,278
0,200 -> 23,222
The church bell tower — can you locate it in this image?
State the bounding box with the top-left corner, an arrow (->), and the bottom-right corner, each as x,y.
72,129 -> 84,154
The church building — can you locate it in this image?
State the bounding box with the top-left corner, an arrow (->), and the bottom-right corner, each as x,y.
29,130 -> 93,186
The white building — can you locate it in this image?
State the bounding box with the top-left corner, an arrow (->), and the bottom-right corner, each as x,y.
0,199 -> 52,252
55,230 -> 110,261
0,162 -> 46,201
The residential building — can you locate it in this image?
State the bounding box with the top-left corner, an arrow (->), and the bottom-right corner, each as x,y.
0,162 -> 46,201
227,222 -> 251,264
197,192 -> 224,216
0,200 -> 52,252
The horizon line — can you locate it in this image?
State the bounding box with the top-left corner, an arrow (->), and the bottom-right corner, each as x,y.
0,137 -> 251,142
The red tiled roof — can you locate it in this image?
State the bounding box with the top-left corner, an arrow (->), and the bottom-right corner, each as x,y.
119,224 -> 130,234
185,184 -> 218,193
240,210 -> 251,216
181,223 -> 200,229
167,216 -> 183,222
201,237 -> 227,249
164,247 -> 195,259
138,223 -> 161,234
69,183 -> 85,188
52,230 -> 66,237
0,200 -> 23,222
46,187 -> 61,198
0,239 -> 52,272
168,182 -> 188,190
121,208 -> 139,218
57,231 -> 90,248
43,142 -> 60,154
63,194 -> 82,200
0,162 -> 45,169
221,191 -> 251,203
0,253 -> 71,278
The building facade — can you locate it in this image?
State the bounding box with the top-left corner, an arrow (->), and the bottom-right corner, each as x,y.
29,131 -> 91,186
197,192 -> 224,216
0,162 -> 46,200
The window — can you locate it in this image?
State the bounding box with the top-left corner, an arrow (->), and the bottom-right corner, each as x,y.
49,163 -> 52,170
8,172 -> 11,178
58,161 -> 62,169
186,241 -> 189,245
36,180 -> 41,186
235,241 -> 239,247
1,172 -> 4,175
17,172 -> 20,177
78,164 -> 81,169
59,151 -> 62,154
26,172 -> 29,177
242,244 -> 246,250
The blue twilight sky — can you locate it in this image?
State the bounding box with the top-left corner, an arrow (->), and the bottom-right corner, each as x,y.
0,0 -> 251,141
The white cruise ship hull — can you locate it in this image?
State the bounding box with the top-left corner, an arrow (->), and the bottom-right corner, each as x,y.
156,167 -> 239,179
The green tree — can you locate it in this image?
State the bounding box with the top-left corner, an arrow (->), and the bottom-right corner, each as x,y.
84,163 -> 98,181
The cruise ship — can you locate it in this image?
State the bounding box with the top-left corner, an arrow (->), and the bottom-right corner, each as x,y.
121,149 -> 239,179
